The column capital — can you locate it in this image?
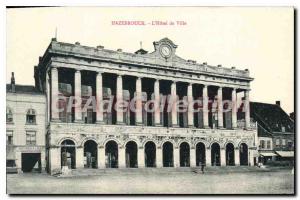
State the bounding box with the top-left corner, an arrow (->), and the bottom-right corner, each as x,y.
203,84 -> 208,88
117,73 -> 123,78
75,69 -> 81,73
188,82 -> 193,86
136,76 -> 142,80
96,71 -> 104,75
51,66 -> 58,71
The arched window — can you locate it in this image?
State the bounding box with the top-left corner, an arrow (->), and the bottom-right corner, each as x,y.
6,107 -> 13,123
26,109 -> 36,124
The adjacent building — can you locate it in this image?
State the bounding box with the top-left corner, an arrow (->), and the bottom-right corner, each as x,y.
6,73 -> 46,173
251,101 -> 295,164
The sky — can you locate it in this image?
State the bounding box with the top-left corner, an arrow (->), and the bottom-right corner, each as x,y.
6,7 -> 294,113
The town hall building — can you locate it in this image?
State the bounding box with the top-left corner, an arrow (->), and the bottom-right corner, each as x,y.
8,37 -> 258,174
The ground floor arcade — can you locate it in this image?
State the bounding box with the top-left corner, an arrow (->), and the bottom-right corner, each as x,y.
47,138 -> 255,174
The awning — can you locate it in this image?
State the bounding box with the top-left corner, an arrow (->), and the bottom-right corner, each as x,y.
275,151 -> 294,157
259,152 -> 277,157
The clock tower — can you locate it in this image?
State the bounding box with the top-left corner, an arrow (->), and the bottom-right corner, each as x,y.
153,37 -> 178,60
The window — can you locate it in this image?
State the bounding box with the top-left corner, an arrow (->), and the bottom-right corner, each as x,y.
26,109 -> 36,124
267,140 -> 271,149
26,131 -> 36,145
6,131 -> 13,145
282,139 -> 286,146
6,107 -> 13,123
276,139 -> 280,146
281,126 -> 286,132
260,140 -> 265,149
6,160 -> 16,167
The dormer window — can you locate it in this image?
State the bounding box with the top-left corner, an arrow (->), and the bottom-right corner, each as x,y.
26,109 -> 36,124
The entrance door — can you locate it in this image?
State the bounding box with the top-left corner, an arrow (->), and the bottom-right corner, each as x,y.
21,153 -> 41,173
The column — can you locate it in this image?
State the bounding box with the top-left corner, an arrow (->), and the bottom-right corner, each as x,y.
234,148 -> 240,166
203,85 -> 209,128
187,83 -> 194,127
46,72 -> 50,122
154,79 -> 161,126
98,146 -> 106,168
205,148 -> 211,166
96,72 -> 104,124
171,81 -> 178,127
119,146 -> 126,168
135,77 -> 143,125
156,146 -> 163,168
74,70 -> 83,123
244,90 -> 250,129
217,87 -> 224,128
174,147 -> 179,167
190,147 -> 196,167
249,149 -> 254,166
116,74 -> 124,124
76,147 -> 84,168
51,67 -> 59,121
231,88 -> 237,129
220,148 -> 226,166
138,146 -> 145,168
49,147 -> 61,174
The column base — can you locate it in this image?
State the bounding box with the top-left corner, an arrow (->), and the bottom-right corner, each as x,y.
51,118 -> 61,122
171,124 -> 180,128
218,126 -> 225,129
188,125 -> 195,128
204,126 -> 210,129
96,120 -> 105,124
154,123 -> 163,127
74,120 -> 84,123
116,122 -> 126,125
135,122 -> 144,126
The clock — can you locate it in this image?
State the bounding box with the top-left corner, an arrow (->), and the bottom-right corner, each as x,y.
160,45 -> 172,58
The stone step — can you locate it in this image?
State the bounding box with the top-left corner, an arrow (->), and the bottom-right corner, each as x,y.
68,166 -> 265,177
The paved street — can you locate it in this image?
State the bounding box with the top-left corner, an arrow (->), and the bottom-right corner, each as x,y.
7,168 -> 294,194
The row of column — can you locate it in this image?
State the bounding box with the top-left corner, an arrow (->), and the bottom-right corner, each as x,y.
58,146 -> 252,169
50,67 -> 251,129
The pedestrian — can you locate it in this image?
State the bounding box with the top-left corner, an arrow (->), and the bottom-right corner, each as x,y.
201,163 -> 205,174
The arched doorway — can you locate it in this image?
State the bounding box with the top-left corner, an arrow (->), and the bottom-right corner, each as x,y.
145,141 -> 156,167
105,140 -> 118,168
196,142 -> 206,166
226,143 -> 235,166
163,142 -> 173,167
126,141 -> 138,168
240,143 -> 248,166
84,140 -> 98,168
211,143 -> 220,166
61,139 -> 76,169
180,142 -> 190,167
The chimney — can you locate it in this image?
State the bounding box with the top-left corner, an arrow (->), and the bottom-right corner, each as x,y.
276,101 -> 281,107
11,72 -> 15,93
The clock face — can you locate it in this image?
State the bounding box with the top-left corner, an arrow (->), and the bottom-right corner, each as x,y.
160,45 -> 172,58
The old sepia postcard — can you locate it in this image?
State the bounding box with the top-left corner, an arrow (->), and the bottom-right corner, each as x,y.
6,6 -> 294,194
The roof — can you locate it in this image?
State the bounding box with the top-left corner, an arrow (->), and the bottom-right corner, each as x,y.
42,38 -> 252,81
250,102 -> 294,135
6,84 -> 43,95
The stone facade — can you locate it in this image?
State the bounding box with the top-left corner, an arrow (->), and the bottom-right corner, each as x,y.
30,37 -> 257,174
